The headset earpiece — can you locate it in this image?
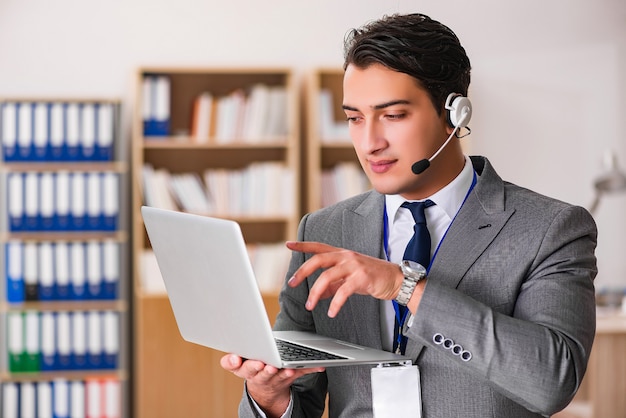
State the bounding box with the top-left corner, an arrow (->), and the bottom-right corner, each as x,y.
445,93 -> 472,129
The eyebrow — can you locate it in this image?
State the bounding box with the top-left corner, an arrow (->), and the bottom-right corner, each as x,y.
342,99 -> 411,112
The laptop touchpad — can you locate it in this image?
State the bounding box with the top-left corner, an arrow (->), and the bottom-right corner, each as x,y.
302,340 -> 365,351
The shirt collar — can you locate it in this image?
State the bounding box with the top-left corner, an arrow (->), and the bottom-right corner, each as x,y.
385,155 -> 475,222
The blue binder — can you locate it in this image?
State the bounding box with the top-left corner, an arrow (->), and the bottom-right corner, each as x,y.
87,311 -> 104,369
54,242 -> 71,300
17,102 -> 34,161
49,102 -> 66,161
2,101 -> 19,161
86,172 -> 103,231
7,172 -> 25,232
55,312 -> 72,370
95,102 -> 115,161
55,171 -> 71,231
40,172 -> 56,231
69,242 -> 87,300
5,241 -> 24,303
33,102 -> 50,161
65,103 -> 81,161
102,172 -> 119,231
70,172 -> 87,231
38,242 -> 56,301
102,311 -> 119,369
143,75 -> 170,136
40,312 -> 57,371
23,172 -> 40,231
71,311 -> 88,370
102,241 -> 119,300
52,379 -> 71,418
80,103 -> 97,161
86,241 -> 103,300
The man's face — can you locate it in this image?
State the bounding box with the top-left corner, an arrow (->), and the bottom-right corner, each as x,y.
343,63 -> 455,200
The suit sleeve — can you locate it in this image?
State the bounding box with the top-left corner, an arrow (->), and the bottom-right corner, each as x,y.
407,204 -> 597,415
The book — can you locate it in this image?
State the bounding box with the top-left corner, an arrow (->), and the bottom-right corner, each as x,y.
190,92 -> 213,143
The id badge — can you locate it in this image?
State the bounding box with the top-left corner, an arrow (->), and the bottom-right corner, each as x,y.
371,362 -> 422,418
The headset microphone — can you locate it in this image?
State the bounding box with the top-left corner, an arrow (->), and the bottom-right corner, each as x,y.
411,93 -> 472,175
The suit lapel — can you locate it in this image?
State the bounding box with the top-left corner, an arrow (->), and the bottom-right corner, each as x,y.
428,192 -> 514,289
407,157 -> 515,360
342,193 -> 387,349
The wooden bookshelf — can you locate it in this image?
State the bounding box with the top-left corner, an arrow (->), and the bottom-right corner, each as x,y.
131,67 -> 300,417
305,68 -> 369,213
0,98 -> 129,417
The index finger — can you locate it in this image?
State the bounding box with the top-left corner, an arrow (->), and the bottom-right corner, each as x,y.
285,241 -> 339,255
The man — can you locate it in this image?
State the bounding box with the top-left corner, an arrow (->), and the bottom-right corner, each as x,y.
221,13 -> 597,417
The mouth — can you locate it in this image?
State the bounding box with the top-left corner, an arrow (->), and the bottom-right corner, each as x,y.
368,159 -> 396,174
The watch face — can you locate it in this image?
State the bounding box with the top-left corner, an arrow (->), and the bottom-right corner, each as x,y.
402,260 -> 426,276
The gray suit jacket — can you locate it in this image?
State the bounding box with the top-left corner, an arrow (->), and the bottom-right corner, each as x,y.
240,156 -> 597,418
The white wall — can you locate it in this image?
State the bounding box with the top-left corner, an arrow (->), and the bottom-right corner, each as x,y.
1,0 -> 625,289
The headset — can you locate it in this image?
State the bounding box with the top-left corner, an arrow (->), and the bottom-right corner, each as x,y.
445,93 -> 472,129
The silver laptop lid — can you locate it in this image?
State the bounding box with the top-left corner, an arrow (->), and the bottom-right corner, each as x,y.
141,206 -> 283,367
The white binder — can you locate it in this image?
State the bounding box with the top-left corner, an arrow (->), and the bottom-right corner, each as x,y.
17,102 -> 33,159
2,101 -> 18,159
81,103 -> 96,159
53,379 -> 70,418
33,102 -> 49,159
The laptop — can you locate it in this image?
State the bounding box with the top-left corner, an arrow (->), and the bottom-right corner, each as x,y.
141,206 -> 411,368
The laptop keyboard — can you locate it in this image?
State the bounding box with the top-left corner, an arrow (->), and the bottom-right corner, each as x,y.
275,339 -> 348,361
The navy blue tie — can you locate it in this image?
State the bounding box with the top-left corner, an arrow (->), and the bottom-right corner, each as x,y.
401,200 -> 435,267
393,200 -> 435,354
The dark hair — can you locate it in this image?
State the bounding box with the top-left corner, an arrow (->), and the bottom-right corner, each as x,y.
343,13 -> 471,115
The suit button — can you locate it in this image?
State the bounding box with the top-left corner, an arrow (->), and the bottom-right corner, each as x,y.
433,333 -> 444,345
443,338 -> 454,349
461,350 -> 472,362
452,344 -> 463,355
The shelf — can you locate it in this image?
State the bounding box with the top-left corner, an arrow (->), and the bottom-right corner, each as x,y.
0,300 -> 127,312
1,230 -> 128,242
143,146 -> 290,173
143,137 -> 289,148
0,161 -> 127,172
1,369 -> 127,383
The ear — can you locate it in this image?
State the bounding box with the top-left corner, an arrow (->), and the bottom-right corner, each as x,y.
441,111 -> 455,135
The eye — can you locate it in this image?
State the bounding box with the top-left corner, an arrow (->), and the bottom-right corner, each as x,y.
385,113 -> 406,120
345,115 -> 362,123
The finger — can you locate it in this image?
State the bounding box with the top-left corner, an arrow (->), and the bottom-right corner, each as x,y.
305,267 -> 353,312
236,359 -> 273,380
287,252 -> 334,288
326,283 -> 354,318
220,354 -> 242,372
286,241 -> 338,254
247,367 -> 326,401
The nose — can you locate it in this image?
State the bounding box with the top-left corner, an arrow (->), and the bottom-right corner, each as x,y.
359,119 -> 386,154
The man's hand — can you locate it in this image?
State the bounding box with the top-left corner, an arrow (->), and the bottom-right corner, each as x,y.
220,354 -> 324,418
286,241 -> 407,318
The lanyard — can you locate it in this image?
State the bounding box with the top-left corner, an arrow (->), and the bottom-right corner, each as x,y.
384,171 -> 477,350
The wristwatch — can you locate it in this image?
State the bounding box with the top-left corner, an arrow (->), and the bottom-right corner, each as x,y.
395,260 -> 427,306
